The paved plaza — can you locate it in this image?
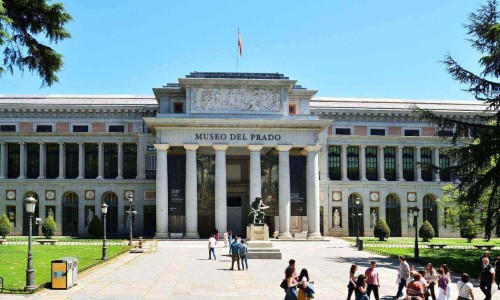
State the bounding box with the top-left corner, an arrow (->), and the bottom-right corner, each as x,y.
4,238 -> 486,299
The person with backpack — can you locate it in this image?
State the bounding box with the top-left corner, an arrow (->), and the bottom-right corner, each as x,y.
297,268 -> 315,299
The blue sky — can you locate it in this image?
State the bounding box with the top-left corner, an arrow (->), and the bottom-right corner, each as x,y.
1,0 -> 485,100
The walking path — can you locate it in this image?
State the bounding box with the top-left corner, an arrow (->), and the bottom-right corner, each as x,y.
3,238 -> 486,299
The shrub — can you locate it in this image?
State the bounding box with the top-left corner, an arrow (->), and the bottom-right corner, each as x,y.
374,219 -> 391,241
42,216 -> 57,238
419,220 -> 435,242
462,219 -> 478,243
0,214 -> 12,238
88,216 -> 104,238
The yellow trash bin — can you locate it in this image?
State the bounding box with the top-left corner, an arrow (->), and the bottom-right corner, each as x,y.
51,257 -> 78,289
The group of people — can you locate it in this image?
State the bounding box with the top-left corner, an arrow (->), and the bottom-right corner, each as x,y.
207,231 -> 249,270
282,259 -> 316,300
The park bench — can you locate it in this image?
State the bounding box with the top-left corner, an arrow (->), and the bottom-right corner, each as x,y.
427,244 -> 447,249
0,239 -> 6,245
36,239 -> 57,245
473,245 -> 495,250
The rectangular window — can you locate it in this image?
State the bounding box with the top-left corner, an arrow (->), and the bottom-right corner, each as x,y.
404,129 -> 420,136
0,125 -> 16,132
85,144 -> 98,179
403,147 -> 414,181
65,143 -> 79,179
36,125 -> 53,132
365,146 -> 378,180
123,143 -> 137,179
437,130 -> 454,137
173,103 -> 184,114
108,125 -> 125,133
146,155 -> 157,179
72,125 -> 89,132
288,105 -> 297,115
26,143 -> 39,179
439,154 -> 451,181
384,147 -> 396,181
328,146 -> 341,180
421,148 -> 433,181
335,128 -> 351,135
7,143 -> 20,178
370,129 -> 386,136
104,144 -> 118,179
347,146 -> 359,180
46,143 -> 59,179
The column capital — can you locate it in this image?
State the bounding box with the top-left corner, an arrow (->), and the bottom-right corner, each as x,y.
154,143 -> 170,151
304,145 -> 322,152
117,142 -> 123,146
184,144 -> 199,151
360,145 -> 366,149
415,146 -> 422,150
38,142 -> 45,145
0,142 -> 5,145
78,142 -> 84,146
397,145 -> 404,149
247,144 -> 264,152
58,141 -> 64,145
377,145 -> 385,150
19,142 -> 25,145
213,144 -> 228,151
275,145 -> 292,152
341,144 -> 348,148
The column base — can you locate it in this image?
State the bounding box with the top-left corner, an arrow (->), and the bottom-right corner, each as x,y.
18,176 -> 25,179
0,176 -> 5,179
154,232 -> 170,239
379,178 -> 386,181
342,179 -> 350,181
307,232 -> 323,240
57,176 -> 65,180
278,232 -> 293,239
116,176 -> 123,180
434,179 -> 440,182
37,176 -> 45,179
77,176 -> 83,179
96,176 -> 104,180
184,232 -> 200,239
417,179 -> 424,182
361,178 -> 368,181
398,178 -> 405,182
136,175 -> 145,180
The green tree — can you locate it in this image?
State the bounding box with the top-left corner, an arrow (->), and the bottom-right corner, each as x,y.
0,213 -> 12,238
419,221 -> 435,242
41,216 -> 56,238
414,0 -> 500,240
0,0 -> 72,86
88,216 -> 104,238
374,219 -> 391,241
462,219 -> 479,243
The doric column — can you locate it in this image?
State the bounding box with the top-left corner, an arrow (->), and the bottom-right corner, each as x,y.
184,144 -> 199,238
378,145 -> 386,181
396,146 -> 404,181
38,142 -> 46,179
97,142 -> 104,180
57,142 -> 65,179
214,144 -> 228,233
415,146 -> 423,182
18,142 -> 26,179
359,145 -> 367,181
341,144 -> 348,181
277,145 -> 293,238
136,136 -> 146,179
248,145 -> 263,205
305,145 -> 322,239
0,142 -> 6,179
433,147 -> 440,182
77,142 -> 85,179
117,142 -> 123,179
154,144 -> 169,238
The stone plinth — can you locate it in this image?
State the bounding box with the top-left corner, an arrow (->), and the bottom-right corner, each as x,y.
246,224 -> 282,259
246,224 -> 269,241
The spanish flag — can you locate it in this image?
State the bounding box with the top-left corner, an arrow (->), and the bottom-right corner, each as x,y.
238,29 -> 243,56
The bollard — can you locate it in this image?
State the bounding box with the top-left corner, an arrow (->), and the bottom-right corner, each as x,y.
357,239 -> 363,251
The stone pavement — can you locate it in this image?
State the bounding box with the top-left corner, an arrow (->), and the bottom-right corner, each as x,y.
3,238 -> 487,299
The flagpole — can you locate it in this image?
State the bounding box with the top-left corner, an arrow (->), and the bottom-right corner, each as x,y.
236,28 -> 239,72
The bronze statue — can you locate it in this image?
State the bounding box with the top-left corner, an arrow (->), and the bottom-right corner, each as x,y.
248,197 -> 270,224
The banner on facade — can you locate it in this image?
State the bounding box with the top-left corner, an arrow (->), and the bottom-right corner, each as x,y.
290,156 -> 307,216
168,154 -> 186,216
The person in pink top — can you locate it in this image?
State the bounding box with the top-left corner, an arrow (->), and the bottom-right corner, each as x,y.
365,261 -> 380,300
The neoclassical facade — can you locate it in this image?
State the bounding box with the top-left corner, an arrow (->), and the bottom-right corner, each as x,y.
0,72 -> 488,238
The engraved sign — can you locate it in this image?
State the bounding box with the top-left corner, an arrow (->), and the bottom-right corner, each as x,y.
192,88 -> 282,112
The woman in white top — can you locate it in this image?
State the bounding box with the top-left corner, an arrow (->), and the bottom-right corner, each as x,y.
347,264 -> 360,300
457,273 -> 474,300
425,263 -> 438,300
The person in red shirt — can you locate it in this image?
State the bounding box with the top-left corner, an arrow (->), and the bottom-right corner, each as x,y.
365,261 -> 380,300
406,273 -> 425,300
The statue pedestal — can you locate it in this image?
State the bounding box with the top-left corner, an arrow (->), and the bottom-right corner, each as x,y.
246,224 -> 282,259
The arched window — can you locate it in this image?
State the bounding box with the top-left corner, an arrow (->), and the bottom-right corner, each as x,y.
348,194 -> 364,237
385,194 -> 401,237
423,194 -> 439,237
62,192 -> 79,236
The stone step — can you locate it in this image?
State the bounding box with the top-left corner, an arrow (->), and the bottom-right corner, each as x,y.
248,251 -> 282,259
247,241 -> 274,248
248,248 -> 281,252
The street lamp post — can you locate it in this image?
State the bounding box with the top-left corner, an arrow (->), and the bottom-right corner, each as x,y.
101,203 -> 108,260
125,192 -> 137,246
355,197 -> 361,247
412,206 -> 420,262
24,195 -> 37,292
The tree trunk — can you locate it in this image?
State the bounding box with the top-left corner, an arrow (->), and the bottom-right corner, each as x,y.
484,181 -> 499,241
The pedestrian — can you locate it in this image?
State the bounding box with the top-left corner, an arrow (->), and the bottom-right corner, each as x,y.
347,264 -> 360,300
223,230 -> 229,248
479,251 -> 490,277
240,239 -> 248,270
284,266 -> 299,300
228,230 -> 233,253
229,235 -> 241,270
354,274 -> 369,300
436,269 -> 448,300
365,261 -> 380,300
214,229 -> 219,241
479,257 -> 495,300
406,272 -> 425,300
290,259 -> 299,279
208,234 -> 216,260
297,268 -> 315,300
394,255 -> 410,300
417,270 -> 429,299
495,256 -> 500,289
441,264 -> 451,300
456,273 -> 474,300
425,263 -> 438,300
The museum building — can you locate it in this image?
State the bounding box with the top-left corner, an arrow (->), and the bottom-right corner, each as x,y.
0,72 -> 488,238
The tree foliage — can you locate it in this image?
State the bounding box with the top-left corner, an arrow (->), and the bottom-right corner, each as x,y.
0,0 -> 72,86
41,215 -> 56,238
462,219 -> 479,243
419,221 -> 435,242
88,216 -> 104,238
0,213 -> 12,238
374,219 -> 391,241
413,0 -> 500,240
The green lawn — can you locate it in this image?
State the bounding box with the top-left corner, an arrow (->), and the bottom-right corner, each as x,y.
5,236 -> 128,243
0,244 -> 131,293
343,237 -> 500,246
365,247 -> 500,277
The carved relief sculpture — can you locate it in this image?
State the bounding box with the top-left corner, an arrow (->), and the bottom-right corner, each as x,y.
192,88 -> 282,112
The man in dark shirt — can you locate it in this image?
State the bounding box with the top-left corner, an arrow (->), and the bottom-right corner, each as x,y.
479,257 -> 496,300
229,236 -> 242,270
